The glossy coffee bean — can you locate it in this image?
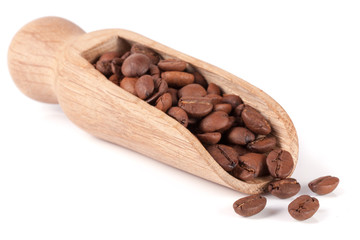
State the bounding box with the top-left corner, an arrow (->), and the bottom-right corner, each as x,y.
167,88 -> 178,106
155,93 -> 172,112
308,176 -> 339,195
266,149 -> 294,179
268,178 -> 301,199
108,74 -> 120,85
233,195 -> 267,217
196,132 -> 222,145
146,79 -> 168,103
199,111 -> 229,133
178,96 -> 213,118
95,51 -> 121,76
213,103 -> 232,114
288,195 -> 319,221
222,94 -> 243,109
161,71 -> 195,88
178,84 -> 207,98
130,43 -> 160,64
158,59 -> 187,71
135,75 -> 154,100
227,127 -> 255,145
205,94 -> 223,105
167,107 -> 189,127
206,144 -> 238,172
193,71 -> 208,88
121,53 -> 151,77
247,136 -> 277,153
231,145 -> 248,156
232,153 -> 268,181
241,105 -> 271,135
149,64 -> 160,80
207,83 -> 221,95
120,77 -> 138,95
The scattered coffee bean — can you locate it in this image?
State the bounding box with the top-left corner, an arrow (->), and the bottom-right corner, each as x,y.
288,195 -> 319,221
266,149 -> 294,179
206,144 -> 238,172
233,194 -> 267,217
308,176 -> 339,195
268,178 -> 301,199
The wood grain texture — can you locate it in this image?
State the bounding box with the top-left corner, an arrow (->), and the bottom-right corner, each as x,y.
8,17 -> 299,194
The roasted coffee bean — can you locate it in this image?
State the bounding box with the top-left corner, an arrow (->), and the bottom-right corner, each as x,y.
167,107 -> 189,127
268,178 -> 301,199
155,93 -> 172,112
149,64 -> 160,80
199,111 -> 229,133
178,96 -> 213,118
207,83 -> 221,95
241,105 -> 271,135
178,84 -> 207,98
196,132 -> 222,145
161,71 -> 195,88
232,153 -> 268,181
266,149 -> 294,179
205,94 -> 223,105
167,88 -> 178,106
233,195 -> 267,217
308,176 -> 339,195
95,51 -> 121,76
130,43 -> 160,64
227,127 -> 255,145
135,75 -> 154,100
206,144 -> 238,172
222,94 -> 243,109
120,77 -> 138,95
110,58 -> 123,76
158,59 -> 187,71
108,74 -> 121,85
213,103 -> 232,114
247,136 -> 277,153
193,71 -> 208,88
218,116 -> 235,133
121,53 -> 151,77
288,195 -> 319,221
234,104 -> 245,117
231,145 -> 248,156
146,79 -> 168,103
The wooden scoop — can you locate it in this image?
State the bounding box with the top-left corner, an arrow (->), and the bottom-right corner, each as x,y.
8,17 -> 298,194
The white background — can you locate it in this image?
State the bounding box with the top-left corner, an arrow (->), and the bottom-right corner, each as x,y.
1,0 -> 359,239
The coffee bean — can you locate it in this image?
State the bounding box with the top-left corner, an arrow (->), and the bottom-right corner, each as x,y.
146,79 -> 168,103
167,107 -> 189,127
95,51 -> 121,76
207,83 -> 221,95
178,84 -> 207,98
227,127 -> 255,145
218,116 -> 235,133
233,194 -> 267,217
120,77 -> 138,95
167,88 -> 178,106
130,43 -> 160,65
222,94 -> 243,109
178,96 -> 213,118
213,103 -> 232,114
155,93 -> 172,112
108,74 -> 121,85
308,176 -> 339,195
149,64 -> 161,81
206,144 -> 238,172
233,104 -> 245,117
196,132 -> 222,145
193,71 -> 208,88
232,153 -> 267,181
161,71 -> 195,88
110,58 -> 123,77
241,105 -> 271,135
135,75 -> 154,100
268,178 -> 301,199
231,145 -> 248,156
121,53 -> 151,77
199,111 -> 229,133
205,94 -> 223,105
247,136 -> 277,153
266,149 -> 294,179
288,195 -> 319,221
158,59 -> 187,71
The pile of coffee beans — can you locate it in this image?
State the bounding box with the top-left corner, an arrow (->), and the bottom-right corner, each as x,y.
93,43 -> 339,221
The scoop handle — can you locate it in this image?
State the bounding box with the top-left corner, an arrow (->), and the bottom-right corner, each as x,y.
8,17 -> 85,103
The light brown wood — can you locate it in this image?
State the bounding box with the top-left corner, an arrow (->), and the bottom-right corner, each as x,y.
8,17 -> 299,194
